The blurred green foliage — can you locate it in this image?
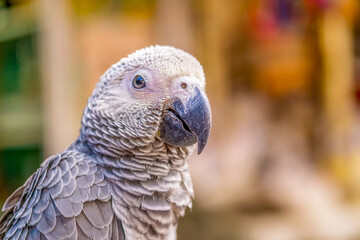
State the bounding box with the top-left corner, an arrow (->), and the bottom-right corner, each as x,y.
0,146 -> 41,205
0,1 -> 42,207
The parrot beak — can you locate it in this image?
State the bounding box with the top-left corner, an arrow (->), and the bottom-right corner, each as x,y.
159,87 -> 212,154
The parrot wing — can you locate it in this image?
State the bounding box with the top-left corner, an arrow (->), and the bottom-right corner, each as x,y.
0,151 -> 125,240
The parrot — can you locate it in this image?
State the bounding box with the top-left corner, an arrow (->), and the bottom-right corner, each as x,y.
0,45 -> 212,240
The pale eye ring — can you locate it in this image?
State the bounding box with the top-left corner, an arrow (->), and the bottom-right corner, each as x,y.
132,75 -> 146,89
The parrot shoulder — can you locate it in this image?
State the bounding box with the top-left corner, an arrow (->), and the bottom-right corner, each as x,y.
0,150 -> 124,240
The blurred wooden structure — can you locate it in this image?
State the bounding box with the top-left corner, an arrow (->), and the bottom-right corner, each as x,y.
320,2 -> 360,199
38,0 -> 81,157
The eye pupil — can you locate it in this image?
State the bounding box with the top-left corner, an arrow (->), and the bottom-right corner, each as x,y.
136,76 -> 143,85
133,75 -> 146,89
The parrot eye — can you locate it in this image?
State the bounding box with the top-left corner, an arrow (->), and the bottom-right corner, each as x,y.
132,75 -> 146,89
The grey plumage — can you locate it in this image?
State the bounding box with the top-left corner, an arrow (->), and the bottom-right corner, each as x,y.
0,45 -> 211,240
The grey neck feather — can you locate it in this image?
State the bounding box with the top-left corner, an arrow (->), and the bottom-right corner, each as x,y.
71,103 -> 195,239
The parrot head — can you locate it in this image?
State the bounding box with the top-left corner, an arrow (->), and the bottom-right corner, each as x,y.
83,45 -> 211,156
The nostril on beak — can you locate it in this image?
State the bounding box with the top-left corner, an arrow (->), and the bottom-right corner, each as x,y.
181,82 -> 187,89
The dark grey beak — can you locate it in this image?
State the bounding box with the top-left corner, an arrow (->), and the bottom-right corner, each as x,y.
159,87 -> 212,154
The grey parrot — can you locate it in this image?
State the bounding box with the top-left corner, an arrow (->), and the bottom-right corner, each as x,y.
0,45 -> 211,240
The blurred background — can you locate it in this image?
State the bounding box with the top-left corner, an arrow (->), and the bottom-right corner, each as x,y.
1,0 -> 360,239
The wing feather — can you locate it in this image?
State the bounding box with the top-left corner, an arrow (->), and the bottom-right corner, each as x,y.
76,211 -> 109,240
0,150 -> 123,240
2,185 -> 26,212
36,201 -> 56,234
82,200 -> 113,228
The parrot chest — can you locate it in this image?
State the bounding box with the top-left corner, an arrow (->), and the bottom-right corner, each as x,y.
101,155 -> 193,240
